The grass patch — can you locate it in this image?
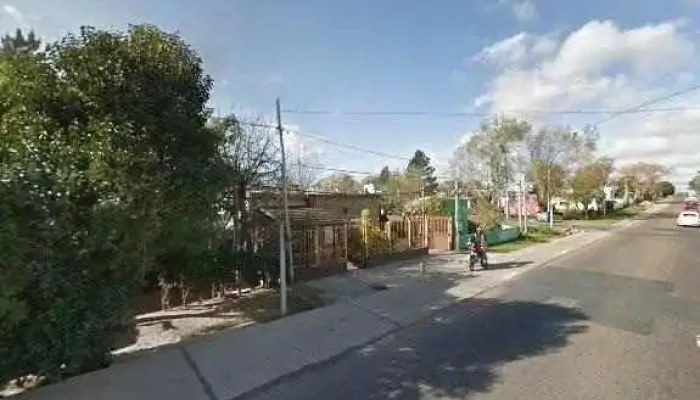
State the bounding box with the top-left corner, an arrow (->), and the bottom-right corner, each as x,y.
558,204 -> 646,224
489,226 -> 564,253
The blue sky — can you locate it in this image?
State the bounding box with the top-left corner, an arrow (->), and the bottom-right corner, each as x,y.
3,0 -> 700,186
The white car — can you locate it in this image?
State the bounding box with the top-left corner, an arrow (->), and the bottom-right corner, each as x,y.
677,210 -> 700,227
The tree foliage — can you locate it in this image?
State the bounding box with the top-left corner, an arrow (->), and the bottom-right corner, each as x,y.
470,196 -> 503,231
452,116 -> 531,194
0,24 -> 242,385
1,28 -> 41,55
407,150 -> 438,195
688,172 -> 700,194
524,124 -> 598,207
569,157 -> 614,217
617,162 -> 671,201
316,173 -> 361,193
654,180 -> 675,197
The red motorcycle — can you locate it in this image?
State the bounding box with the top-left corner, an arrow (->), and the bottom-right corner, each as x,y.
468,242 -> 489,271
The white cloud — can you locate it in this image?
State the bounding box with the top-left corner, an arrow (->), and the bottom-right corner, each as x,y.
510,0 -> 537,23
470,18 -> 699,187
498,0 -> 537,23
474,32 -> 557,67
2,4 -> 28,28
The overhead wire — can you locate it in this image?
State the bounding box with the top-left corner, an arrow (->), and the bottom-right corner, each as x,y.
281,105 -> 700,118
590,84 -> 700,126
234,92 -> 700,182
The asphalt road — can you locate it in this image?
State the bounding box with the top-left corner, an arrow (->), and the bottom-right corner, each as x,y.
241,201 -> 700,400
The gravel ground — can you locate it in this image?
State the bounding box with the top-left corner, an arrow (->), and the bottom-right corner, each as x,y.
113,288 -> 318,358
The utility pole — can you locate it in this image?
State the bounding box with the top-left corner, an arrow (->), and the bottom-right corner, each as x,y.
276,98 -> 294,282
278,220 -> 287,315
547,164 -> 554,229
518,179 -> 523,230
454,181 -> 460,252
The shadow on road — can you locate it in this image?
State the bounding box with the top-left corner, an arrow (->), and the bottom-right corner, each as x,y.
351,298 -> 588,400
632,211 -> 677,220
245,298 -> 588,400
486,260 -> 533,270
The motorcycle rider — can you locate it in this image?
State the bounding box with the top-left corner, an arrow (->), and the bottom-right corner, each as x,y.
470,225 -> 488,262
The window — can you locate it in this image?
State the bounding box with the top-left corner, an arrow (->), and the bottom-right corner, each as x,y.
324,226 -> 335,245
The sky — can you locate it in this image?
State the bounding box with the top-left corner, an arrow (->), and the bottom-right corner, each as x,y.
3,0 -> 700,188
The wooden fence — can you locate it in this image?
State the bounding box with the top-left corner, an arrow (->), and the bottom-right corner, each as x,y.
250,215 -> 453,276
348,216 -> 453,267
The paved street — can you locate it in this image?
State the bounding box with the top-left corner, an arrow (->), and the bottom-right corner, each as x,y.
241,202 -> 700,400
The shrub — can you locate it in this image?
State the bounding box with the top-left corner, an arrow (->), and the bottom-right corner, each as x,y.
0,181 -> 141,384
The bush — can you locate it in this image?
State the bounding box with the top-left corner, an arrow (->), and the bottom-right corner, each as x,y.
471,197 -> 502,231
0,182 -> 141,384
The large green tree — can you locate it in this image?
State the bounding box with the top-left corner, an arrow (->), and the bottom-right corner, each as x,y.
407,150 -> 438,195
689,172 -> 700,194
451,116 -> 531,196
569,158 -> 614,218
524,124 -> 598,209
0,24 -> 226,384
654,180 -> 675,197
618,162 -> 670,201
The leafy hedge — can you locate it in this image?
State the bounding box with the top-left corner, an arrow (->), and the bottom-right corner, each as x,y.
0,25 -> 259,386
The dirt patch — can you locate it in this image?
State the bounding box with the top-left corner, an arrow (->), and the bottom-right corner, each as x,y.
112,287 -> 324,359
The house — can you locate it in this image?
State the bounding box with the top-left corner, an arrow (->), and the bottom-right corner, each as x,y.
245,188 -> 382,280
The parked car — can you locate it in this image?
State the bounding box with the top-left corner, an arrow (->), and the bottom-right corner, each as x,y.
677,210 -> 700,227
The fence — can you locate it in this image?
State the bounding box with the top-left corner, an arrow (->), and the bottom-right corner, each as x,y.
251,222 -> 349,281
249,214 -> 455,275
347,216 -> 453,267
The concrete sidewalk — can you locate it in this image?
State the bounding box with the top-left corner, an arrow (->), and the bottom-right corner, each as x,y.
16,202 -> 668,400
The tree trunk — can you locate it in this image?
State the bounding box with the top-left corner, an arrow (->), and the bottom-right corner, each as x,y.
158,275 -> 172,311
236,182 -> 252,252
180,276 -> 190,306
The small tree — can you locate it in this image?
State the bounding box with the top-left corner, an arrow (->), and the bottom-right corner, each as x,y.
471,196 -> 502,231
569,159 -> 613,219
689,172 -> 700,194
654,180 -> 675,197
316,173 -> 362,194
407,150 -> 439,195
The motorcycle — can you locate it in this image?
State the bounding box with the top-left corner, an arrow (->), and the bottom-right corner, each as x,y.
468,242 -> 488,271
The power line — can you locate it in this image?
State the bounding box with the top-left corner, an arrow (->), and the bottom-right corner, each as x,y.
290,162 -> 451,179
293,131 -> 409,161
236,120 -> 410,161
281,105 -> 700,118
591,84 -> 700,126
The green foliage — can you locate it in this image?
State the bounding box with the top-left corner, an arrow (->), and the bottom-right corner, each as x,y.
654,180 -> 675,197
470,197 -> 502,231
402,196 -> 443,215
569,158 -> 613,218
407,150 -> 438,195
1,28 -> 41,55
0,24 -> 238,385
316,173 -> 361,193
452,116 -> 531,194
617,162 -> 670,200
689,172 -> 700,194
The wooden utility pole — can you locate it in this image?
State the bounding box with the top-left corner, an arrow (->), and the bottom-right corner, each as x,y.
276,98 -> 294,282
547,164 -> 554,229
279,221 -> 287,315
454,181 -> 460,252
